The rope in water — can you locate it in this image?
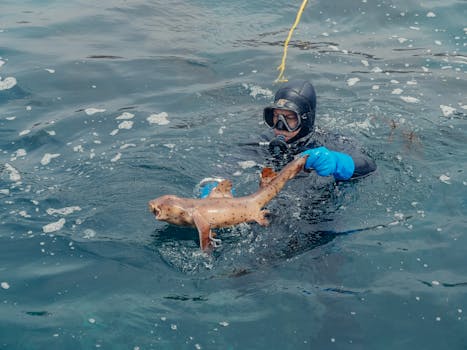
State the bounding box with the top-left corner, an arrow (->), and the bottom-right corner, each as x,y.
275,0 -> 309,83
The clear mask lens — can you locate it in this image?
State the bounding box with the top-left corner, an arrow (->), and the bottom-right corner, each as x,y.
273,114 -> 301,132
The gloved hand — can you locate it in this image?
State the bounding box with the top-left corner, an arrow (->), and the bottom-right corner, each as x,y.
198,178 -> 235,198
199,181 -> 220,198
300,146 -> 355,180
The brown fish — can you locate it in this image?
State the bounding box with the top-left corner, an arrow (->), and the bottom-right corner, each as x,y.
148,155 -> 308,250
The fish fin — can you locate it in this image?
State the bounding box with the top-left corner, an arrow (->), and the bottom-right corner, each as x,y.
260,168 -> 277,188
208,180 -> 234,199
192,210 -> 212,250
255,209 -> 270,226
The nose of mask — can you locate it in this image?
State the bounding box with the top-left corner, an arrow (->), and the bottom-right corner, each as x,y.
274,119 -> 288,131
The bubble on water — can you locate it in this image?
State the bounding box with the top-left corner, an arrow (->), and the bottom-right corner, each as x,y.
147,112 -> 169,125
431,280 -> 440,286
1,282 -> 10,289
435,40 -> 442,46
171,324 -> 177,330
88,318 -> 96,324
116,112 -> 134,120
40,153 -> 61,165
42,218 -> 66,233
435,316 -> 441,321
347,77 -> 360,86
0,76 -> 17,90
400,96 -> 419,103
440,105 -> 456,117
85,108 -> 106,115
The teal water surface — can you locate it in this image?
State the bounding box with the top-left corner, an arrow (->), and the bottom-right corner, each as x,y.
1,0 -> 466,349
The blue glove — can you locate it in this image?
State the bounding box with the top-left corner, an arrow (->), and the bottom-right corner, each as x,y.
200,181 -> 219,198
300,146 -> 355,180
198,178 -> 236,198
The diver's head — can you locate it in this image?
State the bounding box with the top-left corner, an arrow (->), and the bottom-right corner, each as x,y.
264,79 -> 316,143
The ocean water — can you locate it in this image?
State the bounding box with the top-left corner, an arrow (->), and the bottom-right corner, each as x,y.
0,0 -> 466,349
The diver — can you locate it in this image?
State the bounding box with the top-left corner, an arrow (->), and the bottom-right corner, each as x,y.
199,79 -> 376,198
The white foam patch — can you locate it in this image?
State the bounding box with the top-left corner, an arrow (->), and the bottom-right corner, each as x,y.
400,96 -> 419,103
42,218 -> 66,233
1,282 -> 10,289
440,105 -> 456,117
0,60 -> 5,68
118,120 -> 133,130
371,67 -> 383,73
242,83 -> 273,98
0,77 -> 17,90
73,145 -> 84,153
12,149 -> 27,159
116,112 -> 134,120
40,153 -> 61,165
4,163 -> 21,182
19,129 -> 31,136
237,160 -> 256,169
147,112 -> 169,125
111,153 -> 122,162
0,189 -> 10,195
347,77 -> 360,86
85,108 -> 106,115
426,11 -> 436,17
439,174 -> 451,184
45,68 -> 55,73
46,206 -> 81,216
391,88 -> 403,95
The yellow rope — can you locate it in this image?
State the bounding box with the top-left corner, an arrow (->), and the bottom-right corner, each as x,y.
275,0 -> 309,83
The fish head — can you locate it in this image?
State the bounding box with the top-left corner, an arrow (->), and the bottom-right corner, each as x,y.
148,195 -> 188,224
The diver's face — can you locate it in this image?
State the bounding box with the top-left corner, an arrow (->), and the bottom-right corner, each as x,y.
272,109 -> 301,141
